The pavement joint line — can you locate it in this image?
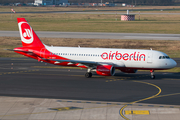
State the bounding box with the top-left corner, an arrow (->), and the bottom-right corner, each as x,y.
119,80 -> 162,120
49,107 -> 83,111
56,100 -> 180,109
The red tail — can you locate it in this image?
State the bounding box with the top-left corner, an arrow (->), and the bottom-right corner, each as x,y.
17,18 -> 44,48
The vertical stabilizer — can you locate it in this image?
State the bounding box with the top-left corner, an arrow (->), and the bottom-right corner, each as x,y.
17,18 -> 44,48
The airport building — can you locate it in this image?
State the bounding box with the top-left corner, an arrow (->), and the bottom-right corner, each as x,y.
34,0 -> 68,6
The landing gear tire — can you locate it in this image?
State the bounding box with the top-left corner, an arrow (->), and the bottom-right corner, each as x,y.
151,75 -> 155,79
150,70 -> 155,79
85,72 -> 92,78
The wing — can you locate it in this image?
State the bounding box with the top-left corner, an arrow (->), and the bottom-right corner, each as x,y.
7,48 -> 113,67
44,59 -> 113,67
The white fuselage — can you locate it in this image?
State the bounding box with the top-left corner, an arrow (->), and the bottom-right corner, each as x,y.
45,45 -> 177,70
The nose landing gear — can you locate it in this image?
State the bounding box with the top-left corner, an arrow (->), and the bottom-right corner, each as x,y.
150,70 -> 155,79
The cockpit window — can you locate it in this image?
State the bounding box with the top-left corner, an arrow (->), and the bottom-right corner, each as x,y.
166,56 -> 170,59
159,56 -> 170,59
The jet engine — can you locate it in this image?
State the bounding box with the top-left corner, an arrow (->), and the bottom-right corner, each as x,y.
96,65 -> 115,76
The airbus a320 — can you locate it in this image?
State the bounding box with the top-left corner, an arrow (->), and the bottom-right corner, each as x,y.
13,18 -> 177,79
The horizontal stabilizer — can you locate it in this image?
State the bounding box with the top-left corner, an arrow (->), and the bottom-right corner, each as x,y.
4,49 -> 14,51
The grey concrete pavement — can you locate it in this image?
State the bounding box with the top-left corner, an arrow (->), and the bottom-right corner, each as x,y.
0,31 -> 180,40
0,96 -> 180,120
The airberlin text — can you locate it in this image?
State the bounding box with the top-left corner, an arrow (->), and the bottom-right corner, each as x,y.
101,51 -> 145,61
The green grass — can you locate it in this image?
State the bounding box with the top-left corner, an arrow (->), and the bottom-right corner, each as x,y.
1,13 -> 180,34
1,37 -> 180,58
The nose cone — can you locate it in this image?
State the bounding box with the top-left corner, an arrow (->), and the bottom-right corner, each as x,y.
167,59 -> 177,69
160,59 -> 177,69
171,59 -> 177,68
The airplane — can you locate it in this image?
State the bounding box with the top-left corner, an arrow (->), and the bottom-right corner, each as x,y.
13,18 -> 177,79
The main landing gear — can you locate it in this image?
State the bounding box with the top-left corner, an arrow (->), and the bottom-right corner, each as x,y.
150,70 -> 155,79
85,68 -> 93,78
85,72 -> 92,78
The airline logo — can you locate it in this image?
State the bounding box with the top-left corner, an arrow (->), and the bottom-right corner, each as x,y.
18,22 -> 33,44
101,51 -> 146,61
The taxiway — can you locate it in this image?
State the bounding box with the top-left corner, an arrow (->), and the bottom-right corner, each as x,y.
0,58 -> 180,120
0,31 -> 180,40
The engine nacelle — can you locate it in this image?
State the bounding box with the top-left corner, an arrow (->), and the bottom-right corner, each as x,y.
96,65 -> 115,76
120,68 -> 138,73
